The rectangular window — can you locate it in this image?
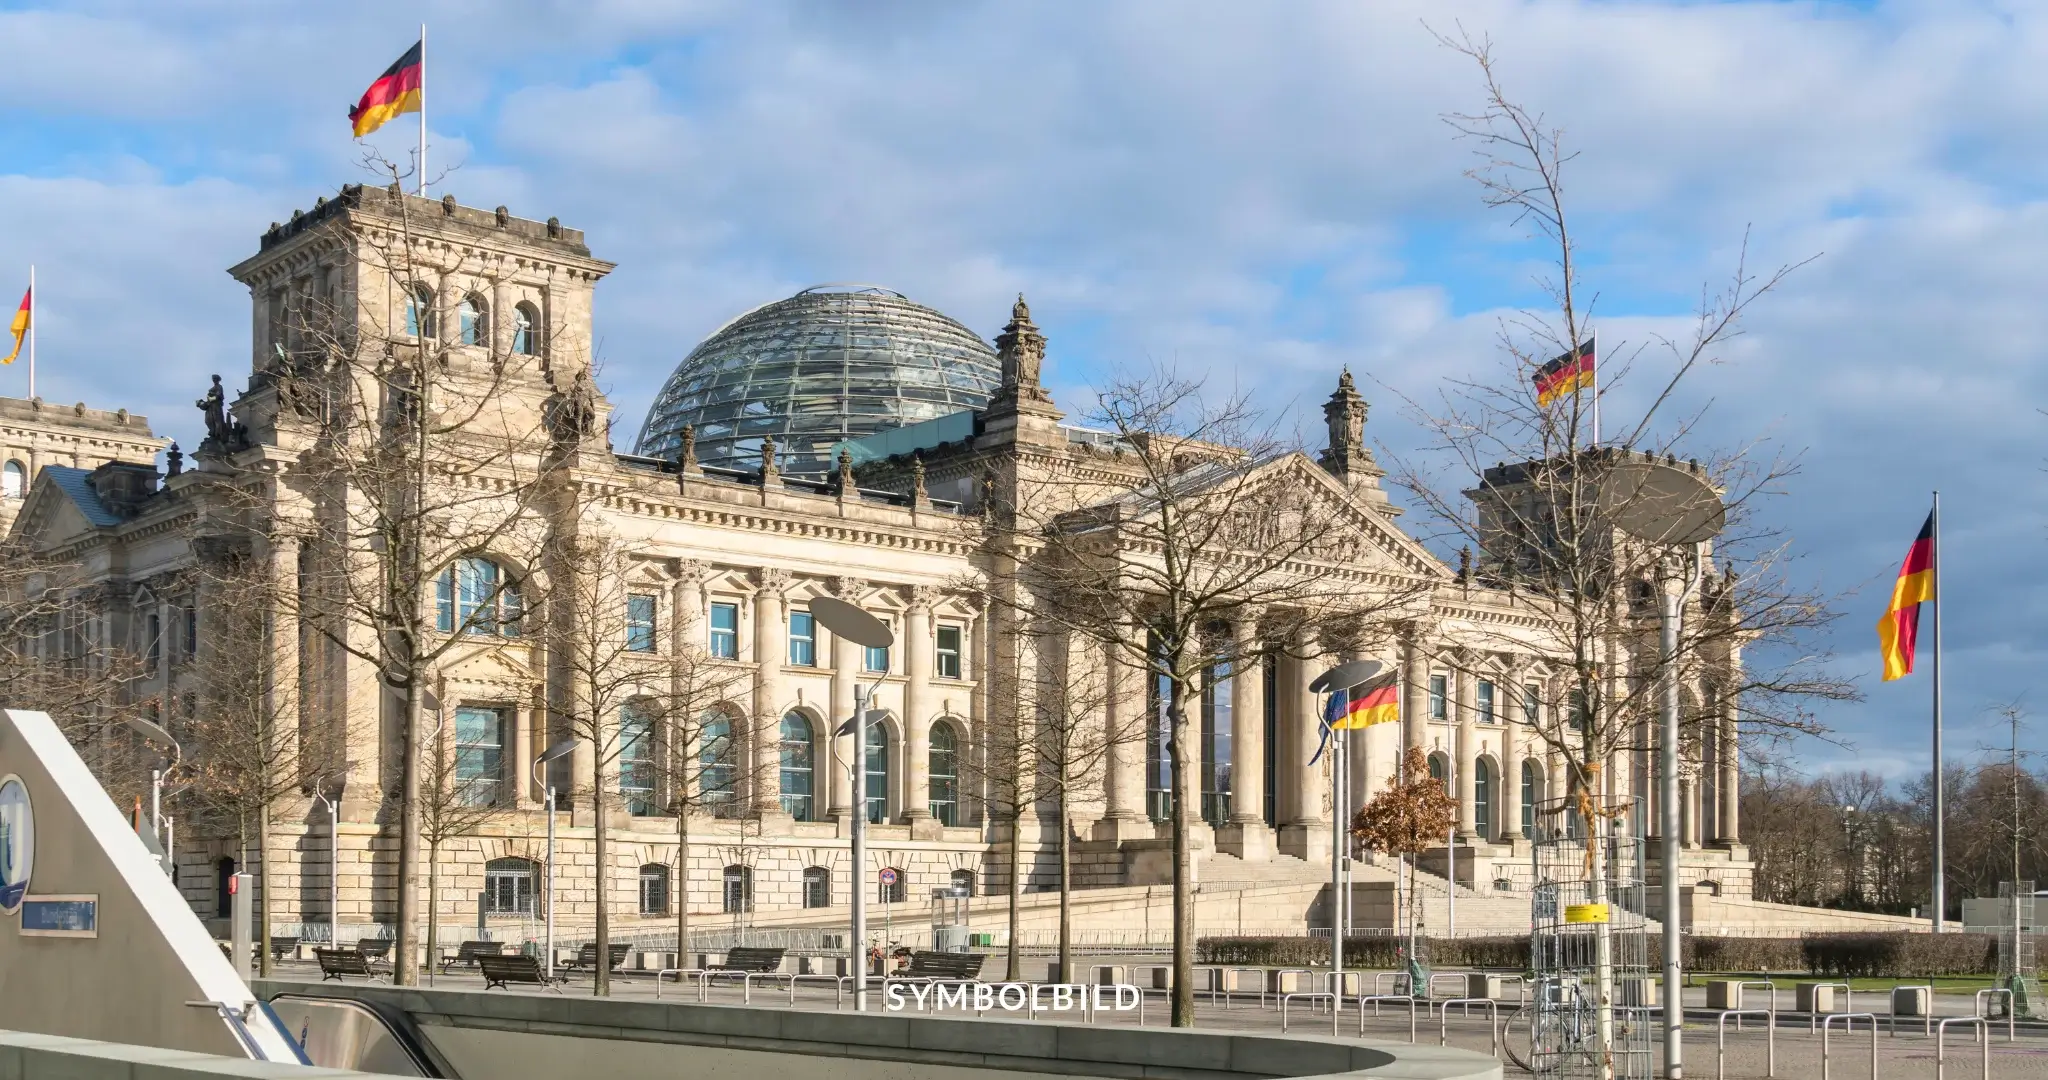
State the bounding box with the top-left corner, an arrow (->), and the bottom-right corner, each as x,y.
864,642 -> 890,673
1428,674 -> 1448,721
708,602 -> 739,659
1570,688 -> 1590,730
618,705 -> 656,816
453,707 -> 504,807
638,866 -> 669,915
1525,684 -> 1542,726
1477,679 -> 1495,724
626,593 -> 658,653
146,613 -> 161,672
484,864 -> 534,915
788,610 -> 816,667
182,607 -> 197,661
935,625 -> 963,679
1200,661 -> 1233,826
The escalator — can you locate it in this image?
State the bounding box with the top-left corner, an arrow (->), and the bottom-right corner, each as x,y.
265,993 -> 450,1077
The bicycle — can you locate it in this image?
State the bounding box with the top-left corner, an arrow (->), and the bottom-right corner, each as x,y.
1501,978 -> 1645,1075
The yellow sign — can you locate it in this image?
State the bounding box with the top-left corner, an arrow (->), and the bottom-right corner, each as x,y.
1565,903 -> 1610,924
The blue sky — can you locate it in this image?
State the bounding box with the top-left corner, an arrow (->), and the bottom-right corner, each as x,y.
1,0 -> 2042,777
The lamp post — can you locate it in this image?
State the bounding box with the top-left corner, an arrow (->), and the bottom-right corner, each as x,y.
812,595 -> 896,1014
310,786 -> 342,949
532,738 -> 578,980
1597,456 -> 1727,1080
125,715 -> 182,877
1309,658 -> 1383,1018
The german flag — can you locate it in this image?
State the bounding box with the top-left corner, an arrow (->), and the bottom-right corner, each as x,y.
1877,511 -> 1935,681
1534,339 -> 1595,407
1335,676 -> 1399,729
1,287 -> 27,365
348,40 -> 423,138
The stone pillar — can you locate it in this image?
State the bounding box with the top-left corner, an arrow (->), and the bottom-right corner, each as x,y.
1278,640 -> 1330,862
1094,633 -> 1150,840
1218,618 -> 1274,859
904,589 -> 937,835
1400,629 -> 1428,753
1498,673 -> 1524,841
519,684 -> 544,808
828,601 -> 858,823
1455,665 -> 1479,841
1718,710 -> 1740,843
751,569 -> 789,815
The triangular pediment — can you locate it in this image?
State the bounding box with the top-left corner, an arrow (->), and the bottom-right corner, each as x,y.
9,473 -> 100,548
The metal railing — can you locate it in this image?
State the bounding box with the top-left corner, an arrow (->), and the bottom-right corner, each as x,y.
1716,1009 -> 1775,1080
1936,1016 -> 1988,1080
1819,1013 -> 1877,1080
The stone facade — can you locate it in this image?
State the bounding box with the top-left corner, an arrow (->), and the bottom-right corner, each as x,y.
9,184 -> 1753,944
0,396 -> 166,532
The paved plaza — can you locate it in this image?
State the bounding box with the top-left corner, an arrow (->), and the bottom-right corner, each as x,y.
265,962 -> 2048,1080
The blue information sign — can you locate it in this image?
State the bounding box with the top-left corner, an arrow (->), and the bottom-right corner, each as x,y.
19,895 -> 96,937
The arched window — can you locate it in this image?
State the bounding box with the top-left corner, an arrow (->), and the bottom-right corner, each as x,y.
215,856 -> 236,917
1427,752 -> 1449,792
778,712 -> 815,821
1,460 -> 24,499
638,863 -> 670,915
928,721 -> 958,826
879,867 -> 907,904
618,702 -> 656,816
483,857 -> 537,915
722,864 -> 752,913
802,866 -> 831,908
1521,760 -> 1541,835
512,302 -> 540,356
864,719 -> 891,824
699,711 -> 735,812
949,869 -> 976,897
435,557 -> 523,637
1474,758 -> 1494,842
458,294 -> 488,347
403,283 -> 436,339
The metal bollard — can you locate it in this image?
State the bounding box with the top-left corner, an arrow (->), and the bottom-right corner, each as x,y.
1936,1016 -> 1988,1080
1435,997 -> 1501,1056
1819,1013 -> 1877,1080
1717,1009 -> 1776,1080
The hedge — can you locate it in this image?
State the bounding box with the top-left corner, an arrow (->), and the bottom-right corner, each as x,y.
1197,932 -> 2002,976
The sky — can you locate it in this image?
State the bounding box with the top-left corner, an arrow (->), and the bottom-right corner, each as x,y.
0,0 -> 2040,779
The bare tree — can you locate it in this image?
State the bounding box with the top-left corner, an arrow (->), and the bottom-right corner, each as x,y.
179,542 -> 312,977
265,167 -> 578,983
645,635 -> 755,965
954,652 -> 1034,981
978,366 -> 1428,1026
416,684 -> 506,983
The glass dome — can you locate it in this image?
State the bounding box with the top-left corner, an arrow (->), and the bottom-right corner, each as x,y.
635,285 -> 1002,474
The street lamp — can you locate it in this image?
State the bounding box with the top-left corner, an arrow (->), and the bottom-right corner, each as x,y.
309,766 -> 354,950
1597,455 -> 1727,1080
812,595 -> 895,1013
1309,657 -> 1384,1014
532,737 -> 578,980
125,715 -> 182,877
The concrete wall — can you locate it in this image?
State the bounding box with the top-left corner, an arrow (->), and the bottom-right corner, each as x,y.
256,981 -> 1503,1080
0,1030 -> 368,1080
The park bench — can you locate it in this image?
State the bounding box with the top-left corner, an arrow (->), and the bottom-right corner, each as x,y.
440,940 -> 507,973
696,946 -> 792,1000
315,947 -> 383,982
563,942 -> 632,978
267,935 -> 300,962
895,951 -> 985,984
354,938 -> 393,968
477,953 -> 563,993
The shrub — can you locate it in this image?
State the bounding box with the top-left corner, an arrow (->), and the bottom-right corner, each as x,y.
1197,932 -> 1997,976
1800,933 -> 1996,977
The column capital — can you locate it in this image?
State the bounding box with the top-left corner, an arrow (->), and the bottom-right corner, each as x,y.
909,584 -> 944,614
832,575 -> 868,600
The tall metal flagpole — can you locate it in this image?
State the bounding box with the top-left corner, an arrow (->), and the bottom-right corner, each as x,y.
1931,490 -> 1945,933
26,264 -> 34,401
1588,335 -> 1599,447
417,24 -> 428,196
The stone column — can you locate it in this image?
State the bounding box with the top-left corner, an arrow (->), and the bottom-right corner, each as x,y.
751,569 -> 789,815
1220,618 -> 1273,861
1400,629 -> 1428,754
518,684 -> 543,808
1278,638 -> 1330,862
1718,710 -> 1740,843
904,588 -> 937,834
1453,665 -> 1479,841
827,596 -> 858,823
1094,632 -> 1150,841
1498,671 -> 1523,842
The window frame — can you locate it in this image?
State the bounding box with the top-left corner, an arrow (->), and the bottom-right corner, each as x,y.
928,720 -> 959,826
1477,679 -> 1495,724
638,863 -> 670,915
864,718 -> 890,824
618,702 -> 657,816
511,301 -> 540,356
788,609 -> 816,667
722,864 -> 753,914
483,858 -> 536,915
707,601 -> 739,659
778,711 -> 816,821
626,592 -> 659,653
457,293 -> 488,347
802,866 -> 831,909
435,557 -> 523,638
934,624 -> 963,679
1428,674 -> 1448,721
0,460 -> 24,500
452,706 -> 506,807
404,282 -> 437,340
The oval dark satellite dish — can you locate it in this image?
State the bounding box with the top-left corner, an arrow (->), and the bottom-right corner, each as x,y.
1309,659 -> 1385,695
810,596 -> 896,649
1596,459 -> 1725,546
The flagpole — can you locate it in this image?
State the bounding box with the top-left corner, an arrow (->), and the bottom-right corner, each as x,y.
417,24 -> 428,196
1588,334 -> 1599,447
1931,490 -> 1945,932
27,264 -> 35,401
